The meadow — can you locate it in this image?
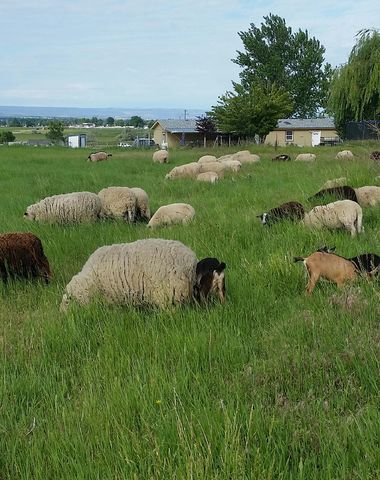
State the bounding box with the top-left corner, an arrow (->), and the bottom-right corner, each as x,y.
1,143 -> 380,479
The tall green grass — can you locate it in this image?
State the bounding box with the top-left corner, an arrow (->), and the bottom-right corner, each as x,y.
0,144 -> 380,479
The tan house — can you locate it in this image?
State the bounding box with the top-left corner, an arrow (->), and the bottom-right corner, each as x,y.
265,118 -> 339,147
151,119 -> 205,148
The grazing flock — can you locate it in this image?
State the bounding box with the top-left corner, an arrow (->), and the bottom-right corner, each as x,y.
1,148 -> 379,310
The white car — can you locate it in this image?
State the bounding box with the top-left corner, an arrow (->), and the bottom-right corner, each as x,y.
118,142 -> 131,147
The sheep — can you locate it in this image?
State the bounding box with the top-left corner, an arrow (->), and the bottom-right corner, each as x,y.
257,201 -> 305,226
354,186 -> 380,207
218,154 -> 233,162
196,172 -> 219,183
0,232 -> 51,284
24,192 -> 101,224
335,150 -> 354,160
87,152 -> 112,162
129,187 -> 150,221
193,258 -> 226,303
308,186 -> 358,203
369,151 -> 380,161
318,246 -> 380,278
147,203 -> 195,229
198,161 -> 226,176
232,151 -> 260,164
272,154 -> 291,161
153,150 -> 169,163
218,159 -> 242,172
303,200 -> 363,236
165,162 -> 200,180
294,250 -> 357,295
198,155 -> 217,164
98,187 -> 137,223
60,239 -> 197,311
295,153 -> 316,162
321,177 -> 348,189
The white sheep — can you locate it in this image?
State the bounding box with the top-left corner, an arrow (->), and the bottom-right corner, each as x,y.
87,152 -> 112,162
130,187 -> 150,220
232,151 -> 260,164
165,162 -> 200,180
219,159 -> 242,172
218,154 -> 233,162
153,150 -> 169,163
148,203 -> 195,229
321,177 -> 348,189
335,150 -> 354,160
198,161 -> 226,176
303,199 -> 363,236
198,155 -> 217,164
24,192 -> 101,224
196,172 -> 219,183
60,239 -> 197,310
354,186 -> 380,207
295,153 -> 316,162
98,187 -> 137,222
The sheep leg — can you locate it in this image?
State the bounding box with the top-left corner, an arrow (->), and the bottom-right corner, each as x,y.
306,271 -> 319,295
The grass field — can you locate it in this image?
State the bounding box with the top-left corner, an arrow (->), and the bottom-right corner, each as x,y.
1,144 -> 380,479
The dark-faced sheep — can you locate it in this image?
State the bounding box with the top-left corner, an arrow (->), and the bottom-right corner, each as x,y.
272,154 -> 291,161
0,232 -> 51,284
257,201 -> 305,226
308,186 -> 358,203
193,257 -> 226,303
369,151 -> 380,161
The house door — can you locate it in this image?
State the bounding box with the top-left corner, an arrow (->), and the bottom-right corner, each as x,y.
311,131 -> 321,147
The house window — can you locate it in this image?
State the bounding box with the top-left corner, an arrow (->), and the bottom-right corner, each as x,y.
285,130 -> 293,142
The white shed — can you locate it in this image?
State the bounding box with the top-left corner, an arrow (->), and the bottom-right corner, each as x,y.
67,134 -> 86,148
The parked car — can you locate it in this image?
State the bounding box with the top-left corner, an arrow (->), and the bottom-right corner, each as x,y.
118,142 -> 131,147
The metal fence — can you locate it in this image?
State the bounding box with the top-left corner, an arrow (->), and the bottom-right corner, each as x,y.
345,120 -> 380,140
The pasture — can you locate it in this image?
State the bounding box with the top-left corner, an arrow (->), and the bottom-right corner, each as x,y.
1,144 -> 380,479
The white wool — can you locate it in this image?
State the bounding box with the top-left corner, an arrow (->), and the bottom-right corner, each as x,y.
98,187 -> 137,222
198,155 -> 217,164
354,186 -> 380,207
88,152 -> 110,162
335,150 -> 354,160
198,162 -> 226,176
153,150 -> 169,163
295,153 -> 316,162
303,199 -> 363,236
148,203 -> 195,229
129,187 -> 150,220
321,177 -> 348,189
196,172 -> 219,183
219,159 -> 242,172
25,192 -> 101,224
60,239 -> 197,310
165,163 -> 200,179
231,152 -> 260,164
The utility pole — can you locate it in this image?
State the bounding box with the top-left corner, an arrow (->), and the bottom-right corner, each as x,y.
184,109 -> 187,121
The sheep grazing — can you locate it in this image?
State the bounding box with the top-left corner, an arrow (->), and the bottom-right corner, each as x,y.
193,257 -> 226,303
294,250 -> 357,295
24,192 -> 101,224
303,199 -> 363,236
308,186 -> 358,203
98,187 -> 137,223
295,153 -> 316,162
0,232 -> 51,284
87,152 -> 112,162
218,154 -> 233,162
129,187 -> 150,221
147,203 -> 195,229
321,177 -> 348,189
165,162 -> 200,180
198,161 -> 226,176
60,239 -> 197,311
232,151 -> 260,164
198,155 -> 217,164
272,154 -> 291,161
196,172 -> 219,183
257,201 -> 305,226
369,151 -> 380,161
354,186 -> 380,207
335,150 -> 354,160
153,150 -> 169,164
218,159 -> 242,172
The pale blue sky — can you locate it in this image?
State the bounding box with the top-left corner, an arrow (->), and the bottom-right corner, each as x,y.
0,0 -> 378,109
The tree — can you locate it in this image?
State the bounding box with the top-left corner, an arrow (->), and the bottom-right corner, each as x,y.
196,115 -> 217,146
210,81 -> 293,142
46,120 -> 64,144
234,14 -> 332,117
328,29 -> 380,134
106,117 -> 115,126
0,130 -> 16,143
128,116 -> 145,128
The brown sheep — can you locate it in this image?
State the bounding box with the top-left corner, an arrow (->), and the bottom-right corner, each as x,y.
87,152 -> 112,162
0,232 -> 51,283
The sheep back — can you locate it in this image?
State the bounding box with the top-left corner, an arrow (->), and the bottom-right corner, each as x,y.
129,187 -> 150,220
88,152 -> 111,162
165,162 -> 200,180
98,187 -> 137,222
148,203 -> 195,229
335,150 -> 354,160
295,153 -> 316,162
198,155 -> 217,164
196,172 -> 219,183
153,150 -> 169,163
354,186 -> 380,207
303,200 -> 362,235
198,162 -> 226,176
232,152 -> 260,164
321,177 -> 348,189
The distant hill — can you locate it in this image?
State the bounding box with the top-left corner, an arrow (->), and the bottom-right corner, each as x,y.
0,105 -> 206,120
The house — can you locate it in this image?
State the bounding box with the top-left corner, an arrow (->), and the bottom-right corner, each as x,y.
151,119 -> 204,148
265,118 -> 340,147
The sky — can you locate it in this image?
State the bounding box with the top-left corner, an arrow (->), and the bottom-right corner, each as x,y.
0,0 -> 378,110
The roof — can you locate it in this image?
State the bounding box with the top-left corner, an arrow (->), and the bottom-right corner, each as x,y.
276,118 -> 335,130
151,119 -> 198,133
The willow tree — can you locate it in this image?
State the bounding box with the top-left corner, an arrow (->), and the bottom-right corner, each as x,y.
328,29 -> 380,133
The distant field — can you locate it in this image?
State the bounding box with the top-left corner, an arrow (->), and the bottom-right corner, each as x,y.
1,143 -> 380,479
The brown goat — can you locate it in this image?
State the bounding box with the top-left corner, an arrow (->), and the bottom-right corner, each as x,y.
0,232 -> 51,283
294,251 -> 357,295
